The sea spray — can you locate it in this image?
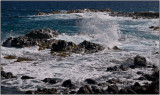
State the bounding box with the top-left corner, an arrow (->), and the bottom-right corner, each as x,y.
78,12 -> 121,47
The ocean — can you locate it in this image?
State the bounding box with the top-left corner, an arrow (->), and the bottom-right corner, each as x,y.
1,1 -> 159,94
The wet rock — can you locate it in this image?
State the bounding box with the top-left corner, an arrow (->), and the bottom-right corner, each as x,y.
25,90 -> 35,94
118,88 -> 137,94
106,66 -> 120,72
136,71 -> 144,75
91,85 -> 103,94
35,12 -> 47,16
33,88 -> 57,94
106,65 -> 128,72
113,46 -> 121,50
62,79 -> 74,87
119,65 -> 129,71
137,76 -> 146,80
107,85 -> 119,93
149,26 -> 154,29
21,76 -> 34,80
77,85 -> 94,94
85,78 -> 97,84
51,40 -> 77,52
107,78 -> 120,84
42,78 -> 61,84
143,70 -> 159,81
26,28 -> 59,39
1,71 -> 16,79
134,55 -> 147,67
2,28 -> 59,48
134,82 -> 141,87
69,91 -> 77,94
78,40 -> 105,53
153,26 -> 159,30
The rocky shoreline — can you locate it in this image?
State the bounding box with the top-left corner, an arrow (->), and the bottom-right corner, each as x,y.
1,28 -> 159,94
35,8 -> 159,19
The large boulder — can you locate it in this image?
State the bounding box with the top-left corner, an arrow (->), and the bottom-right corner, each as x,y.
78,40 -> 105,53
51,40 -> 77,52
42,78 -> 62,84
26,28 -> 59,39
134,55 -> 147,67
21,76 -> 34,80
2,28 -> 59,48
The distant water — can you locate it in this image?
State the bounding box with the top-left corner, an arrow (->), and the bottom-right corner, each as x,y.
1,1 -> 159,41
1,1 -> 159,94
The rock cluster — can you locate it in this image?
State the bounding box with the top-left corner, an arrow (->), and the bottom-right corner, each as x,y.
2,29 -> 105,55
2,28 -> 59,48
35,8 -> 159,19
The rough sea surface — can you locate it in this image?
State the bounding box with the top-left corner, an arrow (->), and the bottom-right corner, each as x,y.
1,1 -> 159,93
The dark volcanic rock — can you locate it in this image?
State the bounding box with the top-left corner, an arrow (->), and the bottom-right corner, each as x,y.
1,71 -> 16,79
51,40 -> 77,52
113,46 -> 121,50
26,28 -> 59,39
106,65 -> 128,72
51,40 -> 105,54
21,76 -> 34,80
62,79 -> 74,87
26,88 -> 57,94
42,78 -> 61,84
134,55 -> 147,67
118,88 -> 137,94
107,85 -> 119,93
78,40 -> 105,53
85,78 -> 97,84
2,28 -> 58,48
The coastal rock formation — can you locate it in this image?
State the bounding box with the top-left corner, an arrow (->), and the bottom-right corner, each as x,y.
35,8 -> 159,19
2,29 -> 104,54
2,28 -> 59,48
42,78 -> 62,84
26,28 -> 59,39
1,71 -> 16,79
78,40 -> 105,53
62,79 -> 74,87
51,40 -> 78,52
85,78 -> 97,84
134,55 -> 147,67
21,76 -> 34,80
26,88 -> 57,94
51,40 -> 105,54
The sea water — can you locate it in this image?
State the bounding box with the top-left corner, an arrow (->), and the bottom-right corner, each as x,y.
1,1 -> 159,93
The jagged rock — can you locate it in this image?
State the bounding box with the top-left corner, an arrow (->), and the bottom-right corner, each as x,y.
153,26 -> 159,30
149,26 -> 154,29
85,78 -> 97,84
106,65 -> 128,72
77,85 -> 94,94
26,28 -> 59,39
30,88 -> 58,94
25,90 -> 35,94
78,40 -> 105,53
2,28 -> 59,48
42,78 -> 62,84
134,55 -> 147,67
107,78 -> 121,84
118,88 -> 137,94
21,76 -> 34,80
51,40 -> 77,52
62,79 -> 74,87
107,85 -> 119,93
35,12 -> 47,16
1,71 -> 16,79
113,46 -> 121,50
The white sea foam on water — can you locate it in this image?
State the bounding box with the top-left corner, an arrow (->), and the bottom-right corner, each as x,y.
1,12 -> 159,91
